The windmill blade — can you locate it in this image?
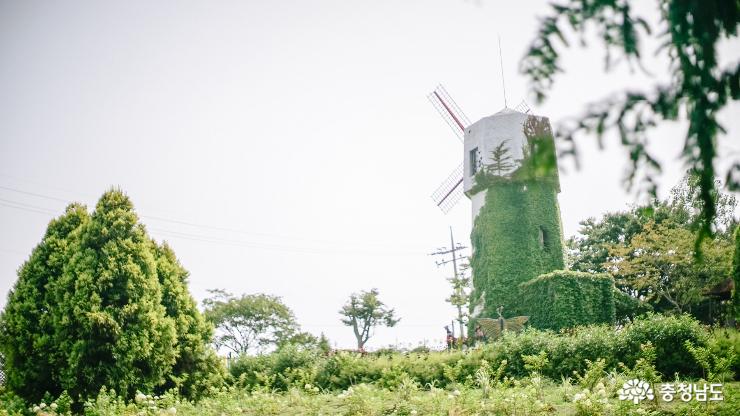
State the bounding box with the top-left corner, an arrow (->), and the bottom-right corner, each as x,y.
431,163 -> 464,213
514,100 -> 531,114
428,84 -> 471,142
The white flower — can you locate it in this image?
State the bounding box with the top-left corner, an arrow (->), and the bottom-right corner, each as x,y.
167,407 -> 177,415
50,403 -> 58,410
135,392 -> 147,403
32,406 -> 40,413
452,389 -> 461,396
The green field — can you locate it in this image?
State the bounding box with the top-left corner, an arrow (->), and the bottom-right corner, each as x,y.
6,380 -> 737,415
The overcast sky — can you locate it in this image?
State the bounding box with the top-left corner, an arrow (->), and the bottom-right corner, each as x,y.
1,0 -> 738,350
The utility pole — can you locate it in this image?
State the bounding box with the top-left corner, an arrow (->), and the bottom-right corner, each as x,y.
430,227 -> 469,341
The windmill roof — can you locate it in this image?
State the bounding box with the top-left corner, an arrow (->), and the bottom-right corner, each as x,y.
491,107 -> 525,116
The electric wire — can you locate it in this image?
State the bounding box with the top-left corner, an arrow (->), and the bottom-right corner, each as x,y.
0,185 -> 426,250
0,192 -> 427,257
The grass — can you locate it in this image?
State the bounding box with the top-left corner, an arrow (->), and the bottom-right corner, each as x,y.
10,380 -> 738,416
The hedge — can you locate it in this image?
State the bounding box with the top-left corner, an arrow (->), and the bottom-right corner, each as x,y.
230,314 -> 718,391
519,270 -> 616,330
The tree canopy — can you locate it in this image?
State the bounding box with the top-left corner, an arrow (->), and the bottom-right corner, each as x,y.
606,220 -> 732,315
568,174 -> 737,322
522,0 -> 740,244
339,288 -> 399,350
0,189 -> 223,405
203,290 -> 302,354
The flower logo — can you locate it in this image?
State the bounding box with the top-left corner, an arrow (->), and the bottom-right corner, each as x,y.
618,379 -> 654,404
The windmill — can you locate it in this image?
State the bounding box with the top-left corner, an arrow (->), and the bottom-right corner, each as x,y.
426,81 -> 566,335
429,85 -> 531,214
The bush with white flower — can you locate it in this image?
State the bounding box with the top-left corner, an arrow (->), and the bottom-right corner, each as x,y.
573,382 -> 612,416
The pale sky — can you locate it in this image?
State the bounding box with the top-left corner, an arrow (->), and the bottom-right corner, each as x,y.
1,0 -> 738,350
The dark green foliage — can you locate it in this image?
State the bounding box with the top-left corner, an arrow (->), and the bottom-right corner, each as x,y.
612,287 -> 652,323
521,0 -> 740,246
229,314 -> 715,391
519,270 -> 615,330
618,313 -> 709,378
0,189 -> 223,405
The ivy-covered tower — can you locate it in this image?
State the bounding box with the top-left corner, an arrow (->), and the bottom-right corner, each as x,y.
465,108 -> 565,320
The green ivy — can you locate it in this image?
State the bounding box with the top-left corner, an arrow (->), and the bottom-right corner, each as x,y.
468,115 -> 565,323
469,177 -> 565,320
519,270 -> 616,330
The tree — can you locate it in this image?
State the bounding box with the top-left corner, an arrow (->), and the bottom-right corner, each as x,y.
0,203 -> 89,402
0,190 -> 222,405
606,220 -> 732,315
665,173 -> 738,237
445,263 -> 470,344
486,141 -> 516,176
567,209 -> 652,274
731,227 -> 740,323
339,288 -> 399,350
152,243 -> 226,399
203,290 -> 300,354
568,173 -> 737,273
522,0 -> 740,245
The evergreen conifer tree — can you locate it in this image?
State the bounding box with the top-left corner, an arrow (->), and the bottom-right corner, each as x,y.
486,141 -> 515,176
153,242 -> 225,398
0,189 -> 223,404
52,190 -> 178,400
0,204 -> 88,401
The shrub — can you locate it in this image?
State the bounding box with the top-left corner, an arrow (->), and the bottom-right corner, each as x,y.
519,270 -> 616,330
618,313 -> 708,378
709,328 -> 740,378
228,313 -> 714,392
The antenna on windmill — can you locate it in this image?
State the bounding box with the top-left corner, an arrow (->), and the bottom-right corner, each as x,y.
498,35 -> 508,108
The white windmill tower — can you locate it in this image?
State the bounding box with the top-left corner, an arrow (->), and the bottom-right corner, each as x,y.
428,84 -> 566,322
429,85 -> 534,219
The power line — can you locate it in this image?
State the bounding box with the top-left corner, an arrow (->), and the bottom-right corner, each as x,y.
0,196 -> 426,257
149,227 -> 424,256
0,186 -> 69,203
0,185 -> 425,250
0,200 -> 57,215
